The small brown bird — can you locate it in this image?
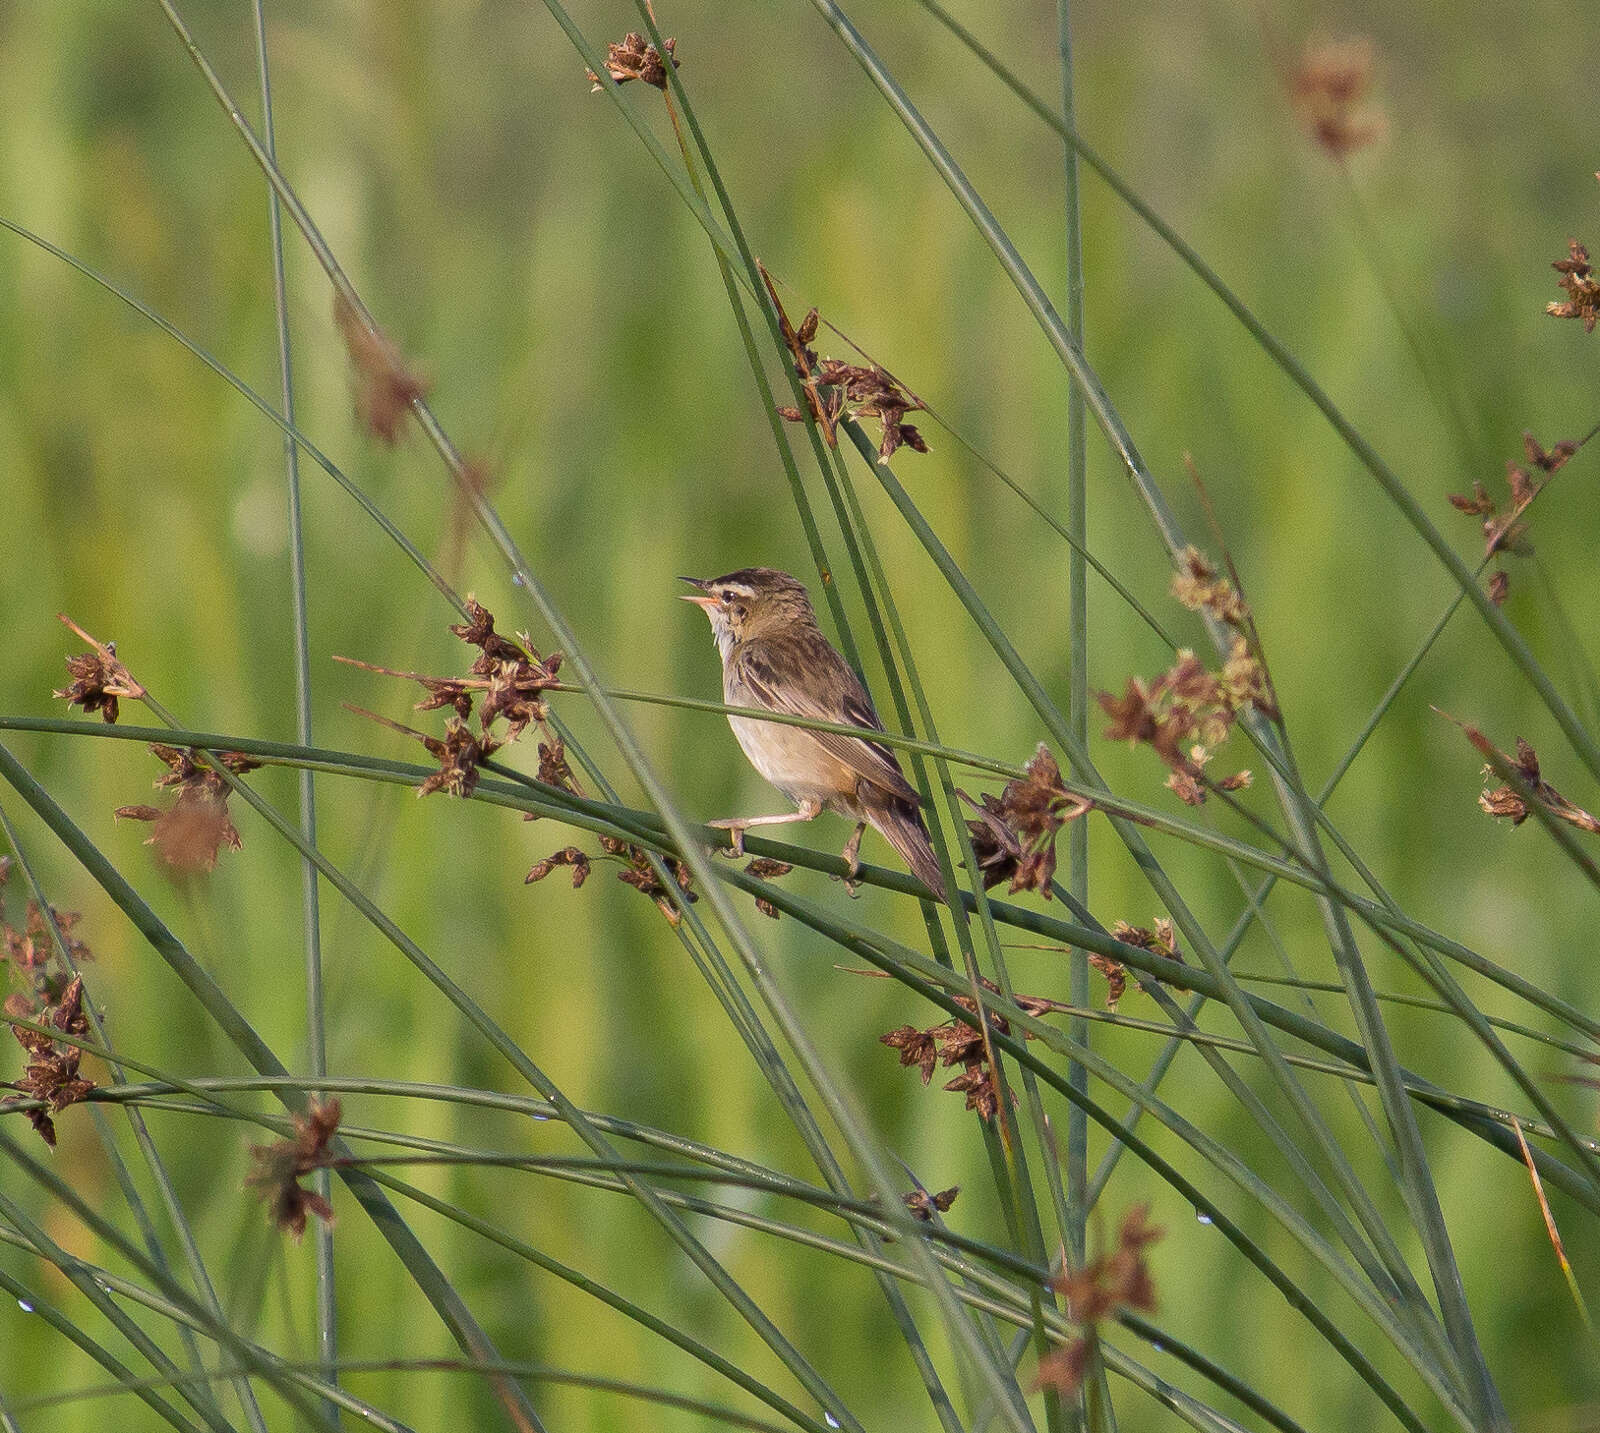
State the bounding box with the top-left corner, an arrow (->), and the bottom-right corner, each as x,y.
681,567 -> 947,901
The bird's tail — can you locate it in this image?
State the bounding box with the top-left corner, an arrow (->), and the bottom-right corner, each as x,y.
870,798 -> 949,903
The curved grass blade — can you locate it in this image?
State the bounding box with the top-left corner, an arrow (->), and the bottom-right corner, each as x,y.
0,806 -> 270,1433
146,9 -> 1049,1411
907,0 -> 1600,796
0,1264 -> 205,1433
0,741 -> 545,1432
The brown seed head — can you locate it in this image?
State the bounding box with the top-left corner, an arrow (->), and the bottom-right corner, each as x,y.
1549,240 -> 1600,333
1088,953 -> 1127,1010
6,976 -> 94,1147
1045,1199 -> 1165,1342
333,294 -> 429,445
1525,431 -> 1579,473
759,266 -> 928,460
1472,732 -> 1600,834
536,736 -> 581,797
881,1025 -> 939,1084
961,745 -> 1093,898
1448,481 -> 1497,517
744,856 -> 794,919
1290,36 -> 1384,158
903,1185 -> 960,1221
112,746 -> 256,873
52,616 -> 145,723
446,597 -> 564,737
942,1064 -> 1001,1121
417,717 -> 500,799
525,847 -> 592,889
1031,1341 -> 1091,1397
880,977 -> 1072,1123
606,843 -> 696,926
815,359 -> 928,463
1101,640 -> 1265,805
586,31 -> 679,91
1171,547 -> 1248,627
246,1098 -> 341,1239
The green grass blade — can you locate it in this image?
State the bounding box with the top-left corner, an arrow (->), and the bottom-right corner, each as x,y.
1057,0 -> 1092,1297
0,1265 -> 205,1433
147,6 -> 1046,1394
246,1 -> 336,1399
0,806 -> 271,1433
0,1190 -> 244,1433
0,741 -> 547,1432
903,0 -> 1599,794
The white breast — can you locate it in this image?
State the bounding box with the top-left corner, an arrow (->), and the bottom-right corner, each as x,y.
727,713 -> 847,807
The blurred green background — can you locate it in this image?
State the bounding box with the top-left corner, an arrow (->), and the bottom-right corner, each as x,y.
0,0 -> 1596,1427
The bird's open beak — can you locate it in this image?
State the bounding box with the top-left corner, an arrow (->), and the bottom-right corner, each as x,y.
678,576 -> 719,610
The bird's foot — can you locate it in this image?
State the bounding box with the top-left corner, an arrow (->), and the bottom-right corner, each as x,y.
834,824 -> 865,898
829,869 -> 863,898
706,819 -> 749,858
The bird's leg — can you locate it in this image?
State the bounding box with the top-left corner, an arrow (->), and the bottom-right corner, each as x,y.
707,798 -> 823,857
837,821 -> 867,898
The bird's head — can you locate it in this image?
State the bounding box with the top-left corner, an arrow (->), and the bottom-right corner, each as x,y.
679,568 -> 817,654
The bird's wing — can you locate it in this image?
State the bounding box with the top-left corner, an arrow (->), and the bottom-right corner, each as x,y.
736,641 -> 921,807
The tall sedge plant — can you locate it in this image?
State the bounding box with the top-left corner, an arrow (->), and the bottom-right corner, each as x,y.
0,5 -> 1594,1432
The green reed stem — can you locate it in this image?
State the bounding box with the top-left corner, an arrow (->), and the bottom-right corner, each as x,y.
247,1 -> 335,1402
1056,1 -> 1094,1422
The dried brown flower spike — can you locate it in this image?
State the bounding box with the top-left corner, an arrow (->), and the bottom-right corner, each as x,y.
525,846 -> 592,889
960,745 -> 1093,898
449,597 -> 565,740
1088,953 -> 1127,1009
339,601 -> 565,757
53,616 -> 145,723
1447,431 -> 1582,602
536,736 -> 580,796
816,359 -> 928,463
333,293 -> 429,446
881,979 -> 1067,1122
4,975 -> 94,1147
1171,547 -> 1248,628
246,1098 -> 341,1239
417,718 -> 501,799
1034,1204 -> 1165,1396
904,1185 -> 959,1221
605,837 -> 696,925
1548,241 -> 1600,333
114,746 -> 260,873
759,263 -> 929,461
1290,36 -> 1384,159
533,833 -> 699,925
4,902 -> 93,974
1472,732 -> 1600,834
1110,918 -> 1186,1001
1100,642 -> 1265,806
586,31 -> 679,91
344,701 -> 502,800
1525,431 -> 1580,473
744,857 -> 794,919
